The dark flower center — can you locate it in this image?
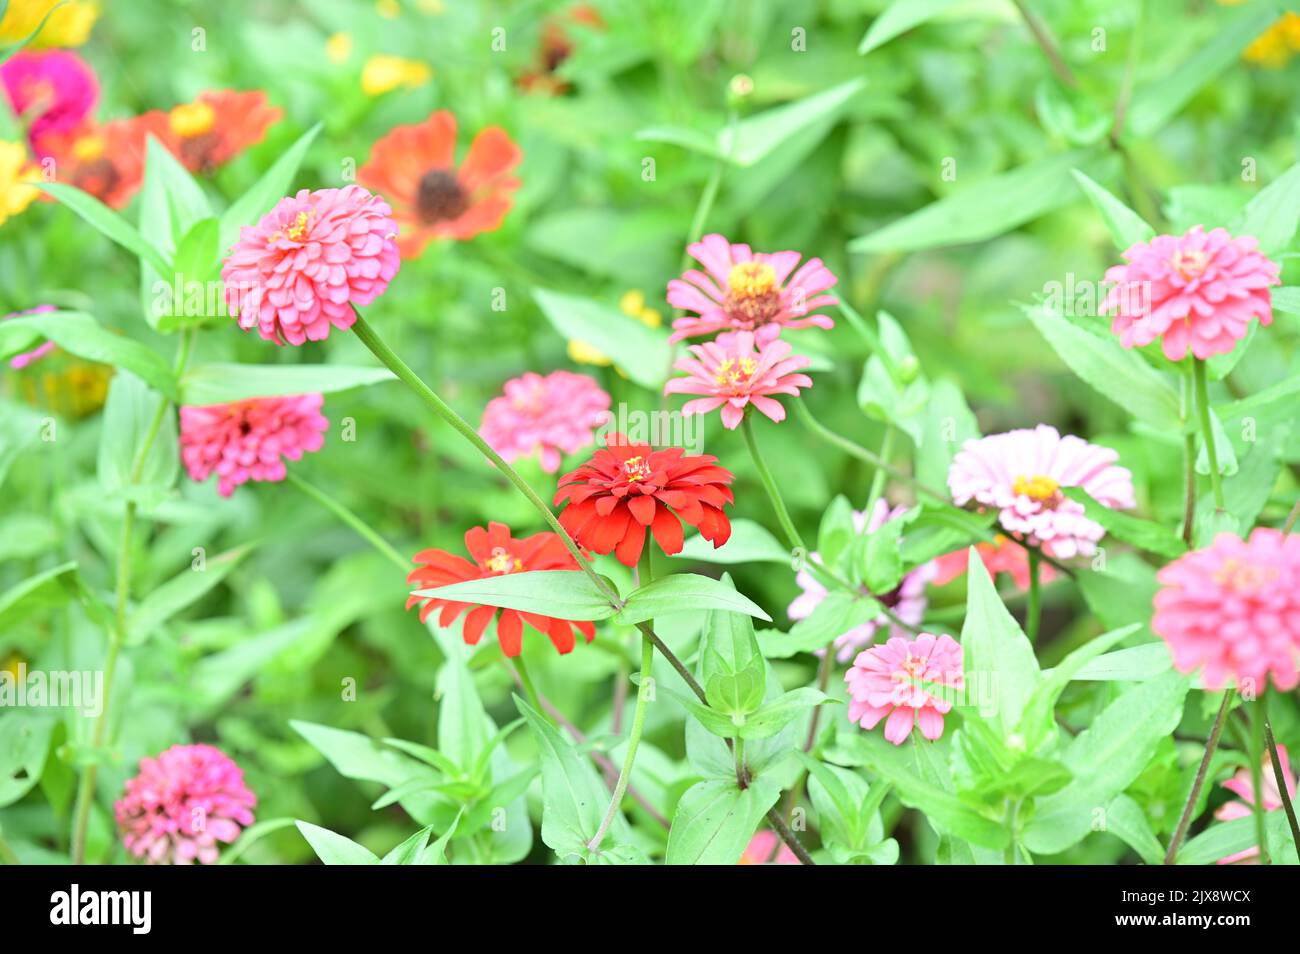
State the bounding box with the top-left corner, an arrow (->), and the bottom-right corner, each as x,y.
416,169 -> 471,224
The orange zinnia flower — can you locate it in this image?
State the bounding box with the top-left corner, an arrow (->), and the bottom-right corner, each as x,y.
41,113 -> 164,208
406,522 -> 597,657
357,109 -> 521,258
160,89 -> 280,173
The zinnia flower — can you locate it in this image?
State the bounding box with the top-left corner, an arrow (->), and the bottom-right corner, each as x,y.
666,233 -> 838,343
4,304 -> 57,368
479,370 -> 611,473
1241,12 -> 1300,67
179,394 -> 328,497
0,49 -> 98,154
41,114 -> 160,209
1153,528 -> 1300,692
554,434 -> 734,566
948,424 -> 1135,559
517,3 -> 604,95
1215,745 -> 1297,864
846,633 -> 964,745
221,185 -> 400,345
358,110 -> 521,258
665,330 -> 812,429
0,139 -> 41,225
738,830 -> 798,865
0,1 -> 100,49
788,500 -> 935,663
360,54 -> 432,97
406,521 -> 597,656
1100,225 -> 1281,361
931,535 -> 1057,592
161,90 -> 281,174
114,744 -> 256,865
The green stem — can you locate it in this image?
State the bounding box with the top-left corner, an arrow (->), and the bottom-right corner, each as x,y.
1248,699 -> 1271,864
734,736 -> 748,789
1282,497 -> 1300,534
1262,693 -> 1300,863
1181,370 -> 1197,546
741,413 -> 804,551
0,832 -> 21,865
1026,549 -> 1042,643
838,300 -> 901,382
1164,690 -> 1233,865
286,471 -> 408,572
864,425 -> 895,518
511,655 -> 551,727
1193,358 -> 1225,511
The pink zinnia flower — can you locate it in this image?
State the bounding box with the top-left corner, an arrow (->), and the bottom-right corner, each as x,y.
666,233 -> 838,343
114,744 -> 256,865
846,633 -> 964,745
1100,225 -> 1281,361
4,304 -> 57,369
221,185 -> 400,345
931,536 -> 1058,592
180,394 -> 328,497
789,500 -> 935,663
1153,528 -> 1300,692
948,424 -> 1135,560
664,330 -> 812,430
479,370 -> 611,473
1214,745 -> 1297,865
1,50 -> 98,155
738,830 -> 798,865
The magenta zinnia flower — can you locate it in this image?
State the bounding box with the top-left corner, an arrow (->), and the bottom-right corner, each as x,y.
1153,528 -> 1300,692
221,185 -> 400,345
948,424 -> 1135,559
666,233 -> 837,343
1215,745 -> 1296,865
180,393 -> 328,497
1,50 -> 98,155
846,633 -> 963,745
789,501 -> 935,663
664,330 -> 812,429
1100,225 -> 1280,361
115,744 -> 256,865
479,370 -> 611,472
4,304 -> 57,369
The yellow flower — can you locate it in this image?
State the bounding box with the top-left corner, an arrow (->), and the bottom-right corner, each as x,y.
12,356 -> 114,419
325,32 -> 353,64
0,0 -> 99,48
567,339 -> 612,367
1242,13 -> 1300,67
376,0 -> 401,17
2,653 -> 21,679
361,54 -> 433,97
0,141 -> 41,227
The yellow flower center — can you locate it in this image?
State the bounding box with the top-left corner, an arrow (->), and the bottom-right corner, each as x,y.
169,101 -> 216,138
485,546 -> 522,575
72,133 -> 105,162
623,455 -> 650,481
1212,558 -> 1278,593
1013,474 -> 1060,503
1171,249 -> 1209,280
713,356 -> 758,391
286,210 -> 311,241
727,261 -> 777,299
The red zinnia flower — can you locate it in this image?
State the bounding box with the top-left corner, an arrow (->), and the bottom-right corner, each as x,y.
406,522 -> 596,657
554,435 -> 734,566
357,109 -> 521,259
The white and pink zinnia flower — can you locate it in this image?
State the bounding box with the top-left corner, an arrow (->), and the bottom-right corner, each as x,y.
666,233 -> 838,343
788,500 -> 935,663
948,424 -> 1135,559
479,370 -> 611,473
115,744 -> 256,865
180,393 -> 328,497
1101,225 -> 1280,361
1215,745 -> 1297,865
222,185 -> 400,345
664,330 -> 812,429
846,633 -> 964,745
1153,528 -> 1300,692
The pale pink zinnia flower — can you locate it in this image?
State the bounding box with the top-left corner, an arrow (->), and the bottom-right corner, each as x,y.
1153,528 -> 1300,692
788,500 -> 935,663
479,370 -> 611,472
738,830 -> 798,865
180,393 -> 328,497
666,233 -> 838,343
664,330 -> 812,429
1215,745 -> 1296,865
221,185 -> 400,345
846,633 -> 964,745
1100,225 -> 1280,361
4,304 -> 57,369
948,424 -> 1135,560
1,50 -> 98,155
115,744 -> 256,865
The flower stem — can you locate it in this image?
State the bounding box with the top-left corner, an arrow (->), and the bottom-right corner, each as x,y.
286,470 -> 408,572
1282,497 -> 1300,534
741,413 -> 805,551
1262,693 -> 1300,863
864,424 -> 895,518
1164,689 -> 1233,864
511,655 -> 551,727
1248,699 -> 1271,864
1181,369 -> 1197,546
1026,549 -> 1042,643
1193,358 -> 1225,512
734,736 -> 748,789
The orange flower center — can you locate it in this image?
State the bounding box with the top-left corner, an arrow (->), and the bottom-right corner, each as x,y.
713,356 -> 758,392
1013,474 -> 1060,503
1213,558 -> 1278,594
169,101 -> 216,138
416,168 -> 470,225
269,211 -> 314,246
1171,249 -> 1209,280
623,455 -> 650,481
724,261 -> 782,327
484,546 -> 522,575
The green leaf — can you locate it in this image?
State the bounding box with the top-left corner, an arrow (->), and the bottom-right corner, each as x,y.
915,378 -> 980,492
380,825 -> 433,865
1176,808 -> 1297,866
1069,643 -> 1173,682
179,363 -> 396,405
617,573 -> 771,626
220,123 -> 323,252
1230,157 -> 1300,256
126,545 -> 253,645
0,561 -> 77,632
0,712 -> 54,807
857,310 -> 929,444
855,511 -> 907,595
96,374 -> 179,505
37,182 -> 171,276
675,518 -> 790,565
1104,794 -> 1164,865
414,569 -> 615,622
1194,407 -> 1238,477
665,778 -> 780,864
850,150 -> 1105,253
1070,169 -> 1155,250
740,688 -> 834,741
1023,302 -> 1182,430
1061,488 -> 1188,559
858,0 -> 962,54
295,821 -> 379,865
959,550 -> 1039,736
172,217 -> 220,284
291,720 -> 438,802
218,817 -> 298,865
532,287 -> 670,390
